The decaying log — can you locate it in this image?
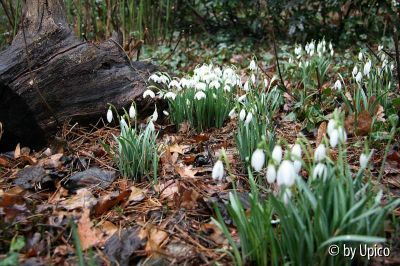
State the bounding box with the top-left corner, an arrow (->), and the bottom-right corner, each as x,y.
0,0 -> 156,151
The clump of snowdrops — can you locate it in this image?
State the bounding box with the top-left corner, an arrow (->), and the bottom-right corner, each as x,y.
146,64 -> 240,131
213,109 -> 400,266
104,104 -> 159,182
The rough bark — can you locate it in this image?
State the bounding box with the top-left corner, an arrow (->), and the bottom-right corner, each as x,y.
0,0 -> 156,151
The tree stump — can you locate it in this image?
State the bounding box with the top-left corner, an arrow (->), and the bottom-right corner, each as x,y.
0,0 -> 156,151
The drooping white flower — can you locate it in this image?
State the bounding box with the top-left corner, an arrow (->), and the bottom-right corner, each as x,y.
159,74 -> 170,85
314,144 -> 326,162
106,108 -> 113,123
209,80 -> 220,89
355,71 -> 362,83
143,90 -> 156,99
359,153 -> 368,169
313,163 -> 328,181
251,149 -> 265,172
194,91 -> 206,100
164,91 -> 177,100
151,106 -> 158,122
277,160 -> 296,187
163,110 -> 169,116
239,109 -> 246,121
212,160 -> 224,181
129,105 -> 136,119
195,82 -> 207,91
120,118 -> 128,130
266,164 -> 277,184
238,94 -> 247,103
282,188 -> 292,205
329,129 -> 339,148
294,46 -> 302,56
291,144 -> 302,160
327,119 -> 336,137
249,60 -> 257,71
352,66 -> 358,77
334,80 -> 342,90
243,81 -> 249,91
363,60 -> 372,76
264,79 -> 269,88
148,121 -> 155,131
169,80 -> 181,89
244,112 -> 253,125
293,160 -> 302,174
358,51 -> 363,61
223,84 -> 231,92
378,45 -> 383,52
337,127 -> 347,143
250,74 -> 256,84
228,108 -> 236,119
272,145 -> 283,165
149,74 -> 160,83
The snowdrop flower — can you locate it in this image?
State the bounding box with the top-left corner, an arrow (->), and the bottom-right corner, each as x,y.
314,144 -> 326,162
337,127 -> 347,143
120,118 -> 128,130
151,106 -> 158,122
272,145 -> 283,165
363,60 -> 372,76
228,108 -> 236,119
249,60 -> 257,71
244,112 -> 253,125
169,80 -> 181,89
159,75 -> 170,85
148,121 -> 155,131
352,66 -> 358,77
163,110 -> 169,116
149,74 -> 160,83
277,160 -> 296,187
251,74 -> 256,84
355,71 -> 362,83
291,144 -> 302,173
327,119 -> 336,136
238,94 -> 247,103
212,160 -> 224,181
106,108 -> 113,123
129,105 -> 136,119
209,80 -> 220,89
330,49 -> 334,57
293,160 -> 302,174
282,188 -> 292,205
294,46 -> 302,56
239,109 -> 246,121
288,57 -> 293,64
358,51 -> 363,61
194,91 -> 206,100
195,82 -> 206,91
329,129 -> 339,148
251,149 -> 265,172
378,45 -> 383,52
313,163 -> 328,181
143,90 -> 156,99
334,80 -> 342,90
243,81 -> 250,91
164,91 -> 177,100
266,164 -> 276,184
264,79 -> 269,88
391,64 -> 395,71
223,84 -> 231,92
359,153 -> 369,169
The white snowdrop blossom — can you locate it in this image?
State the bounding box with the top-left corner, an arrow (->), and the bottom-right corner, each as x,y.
143,90 -> 156,99
209,80 -> 220,89
169,80 -> 181,90
360,151 -> 373,169
251,74 -> 256,84
293,160 -> 302,174
264,79 -> 269,88
158,75 -> 170,85
334,80 -> 342,90
106,108 -> 113,123
238,94 -> 247,103
272,145 -> 283,165
149,74 -> 160,83
249,60 -> 257,71
195,82 -> 207,91
378,45 -> 383,52
194,91 -> 206,100
329,129 -> 339,148
129,105 -> 136,119
277,160 -> 296,187
163,110 -> 169,116
228,108 -> 236,119
314,144 -> 326,162
244,112 -> 253,125
243,81 -> 250,91
282,188 -> 292,205
294,46 -> 302,57
355,72 -> 362,83
358,51 -> 363,61
313,163 -> 328,181
212,160 -> 224,181
327,119 -> 336,136
164,91 -> 177,100
266,164 -> 277,184
291,144 -> 302,173
337,127 -> 347,143
251,149 -> 265,172
352,66 -> 358,77
120,118 -> 128,130
148,121 -> 155,131
363,60 -> 372,76
151,106 -> 158,122
239,109 -> 246,121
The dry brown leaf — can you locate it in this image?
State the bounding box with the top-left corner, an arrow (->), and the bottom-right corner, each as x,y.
201,223 -> 227,245
38,153 -> 63,169
316,121 -> 327,146
169,143 -> 184,155
0,156 -> 11,168
94,190 -> 131,216
157,180 -> 179,200
59,188 -> 97,210
77,208 -> 103,250
145,227 -> 168,253
14,143 -> 21,159
127,186 -> 145,203
179,189 -> 199,209
175,165 -> 198,179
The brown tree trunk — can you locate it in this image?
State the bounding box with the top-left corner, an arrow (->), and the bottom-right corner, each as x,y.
0,0 -> 156,151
